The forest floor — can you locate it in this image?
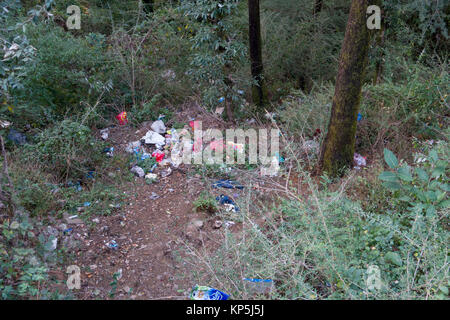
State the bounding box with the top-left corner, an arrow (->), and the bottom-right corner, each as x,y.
49,103 -> 304,300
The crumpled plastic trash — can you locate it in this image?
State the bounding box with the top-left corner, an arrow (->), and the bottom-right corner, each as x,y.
216,194 -> 240,212
104,147 -> 114,157
151,120 -> 166,134
212,179 -> 244,189
260,156 -> 280,176
106,240 -> 118,250
149,192 -> 160,200
152,150 -> 165,163
141,130 -> 165,146
130,166 -> 145,178
357,113 -> 362,122
243,278 -> 274,295
100,128 -> 109,140
125,141 -> 141,154
145,173 -> 158,181
190,285 -> 229,300
116,111 -> 128,125
353,153 -> 367,169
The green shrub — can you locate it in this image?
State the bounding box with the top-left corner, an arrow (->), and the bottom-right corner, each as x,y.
23,120 -> 104,180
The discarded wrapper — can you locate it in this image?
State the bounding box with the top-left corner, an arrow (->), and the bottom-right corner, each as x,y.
243,278 -> 274,295
190,285 -> 229,300
116,111 -> 128,125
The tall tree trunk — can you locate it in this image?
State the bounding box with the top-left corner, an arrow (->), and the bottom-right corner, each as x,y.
319,0 -> 370,177
313,0 -> 323,15
248,0 -> 268,107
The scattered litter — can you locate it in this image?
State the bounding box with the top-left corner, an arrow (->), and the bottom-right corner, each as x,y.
50,237 -> 58,251
63,228 -> 73,235
160,167 -> 172,178
212,179 -> 244,189
151,120 -> 166,134
149,192 -> 160,200
86,171 -> 95,179
275,152 -> 285,163
116,111 -> 128,125
353,153 -> 367,170
103,147 -> 114,157
100,128 -> 109,140
260,156 -> 280,177
152,150 -> 165,163
357,113 -> 362,122
215,107 -> 224,115
218,97 -> 225,103
145,173 -> 158,181
63,212 -> 84,225
92,218 -> 100,224
116,268 -> 123,280
190,285 -> 229,300
216,195 -> 240,212
130,166 -> 145,178
106,240 -> 118,250
125,141 -> 141,154
243,278 -> 274,295
214,220 -> 223,229
141,130 -> 165,146
0,120 -> 11,129
224,221 -> 235,228
83,202 -> 91,207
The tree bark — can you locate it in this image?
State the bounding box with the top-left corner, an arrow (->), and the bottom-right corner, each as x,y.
248,0 -> 268,107
319,0 -> 370,177
313,0 -> 323,15
143,0 -> 154,13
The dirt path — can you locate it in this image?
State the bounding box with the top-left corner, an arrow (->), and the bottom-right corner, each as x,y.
62,103 -> 303,300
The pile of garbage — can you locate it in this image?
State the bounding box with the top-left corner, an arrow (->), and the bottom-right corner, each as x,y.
120,116 -> 192,182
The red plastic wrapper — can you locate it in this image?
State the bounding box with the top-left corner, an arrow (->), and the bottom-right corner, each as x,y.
152,151 -> 165,163
116,111 -> 128,125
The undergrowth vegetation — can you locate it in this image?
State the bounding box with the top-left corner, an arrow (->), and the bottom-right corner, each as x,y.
0,0 -> 448,300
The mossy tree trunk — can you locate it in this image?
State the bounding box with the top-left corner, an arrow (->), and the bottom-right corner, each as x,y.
319,0 -> 370,177
248,0 -> 268,107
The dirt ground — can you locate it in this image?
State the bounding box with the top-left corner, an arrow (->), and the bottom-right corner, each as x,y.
49,103 -> 291,300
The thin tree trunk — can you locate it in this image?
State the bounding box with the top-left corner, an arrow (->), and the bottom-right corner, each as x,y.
319,0 -> 370,177
143,0 -> 154,13
248,0 -> 268,107
313,0 -> 323,15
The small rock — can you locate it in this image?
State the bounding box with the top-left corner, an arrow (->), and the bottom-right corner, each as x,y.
191,219 -> 204,229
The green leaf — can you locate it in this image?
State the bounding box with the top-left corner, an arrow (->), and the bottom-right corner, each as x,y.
397,166 -> 413,182
384,148 -> 398,169
415,168 -> 429,182
385,252 -> 402,267
432,166 -> 446,178
382,181 -> 402,191
379,171 -> 398,182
